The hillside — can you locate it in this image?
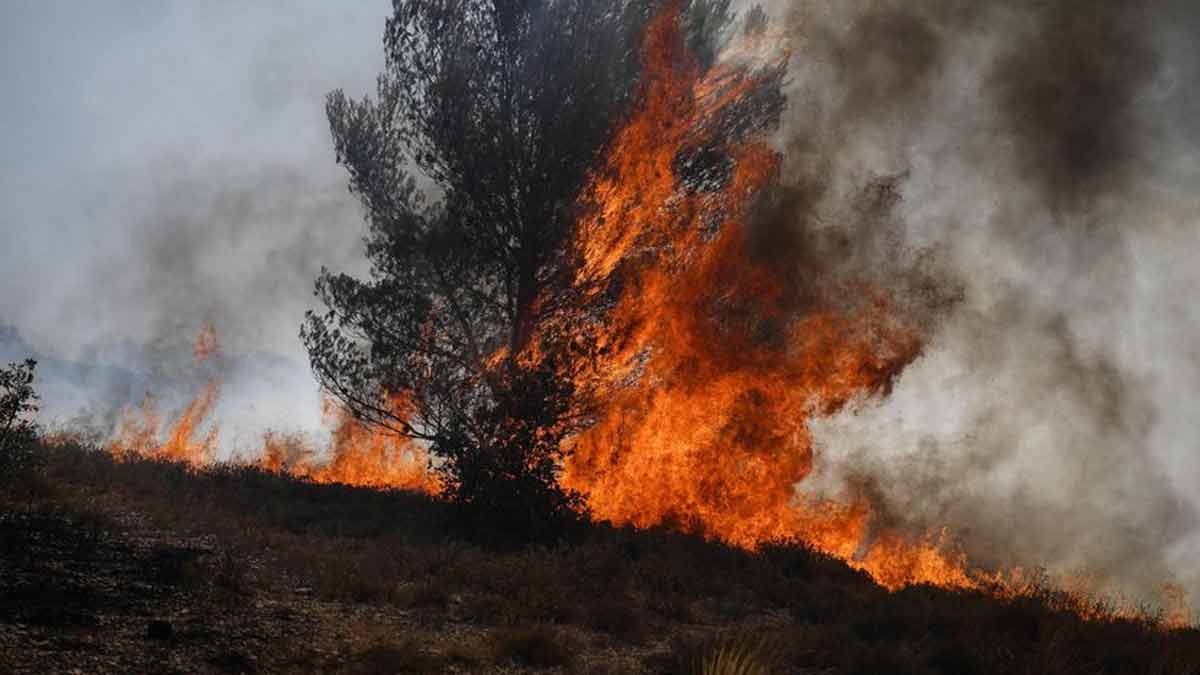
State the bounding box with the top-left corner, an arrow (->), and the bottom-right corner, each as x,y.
1,441 -> 1197,674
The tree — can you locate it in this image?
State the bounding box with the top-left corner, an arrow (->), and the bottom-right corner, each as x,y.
302,0 -> 741,538
0,359 -> 39,477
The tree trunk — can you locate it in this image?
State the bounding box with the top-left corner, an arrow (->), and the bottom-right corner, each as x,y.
510,256 -> 538,354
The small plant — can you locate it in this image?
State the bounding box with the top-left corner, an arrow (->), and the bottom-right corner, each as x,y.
0,359 -> 39,478
699,637 -> 773,675
655,634 -> 780,675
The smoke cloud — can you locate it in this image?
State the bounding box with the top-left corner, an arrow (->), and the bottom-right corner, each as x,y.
743,0 -> 1200,602
0,2 -> 390,440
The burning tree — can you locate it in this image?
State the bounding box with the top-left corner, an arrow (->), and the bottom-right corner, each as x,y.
303,0 -> 763,538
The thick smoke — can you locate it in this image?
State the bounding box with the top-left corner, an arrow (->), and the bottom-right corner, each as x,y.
992,0 -> 1157,217
743,0 -> 1200,603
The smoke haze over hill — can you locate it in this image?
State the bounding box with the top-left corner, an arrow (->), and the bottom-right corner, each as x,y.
1,1 -> 391,437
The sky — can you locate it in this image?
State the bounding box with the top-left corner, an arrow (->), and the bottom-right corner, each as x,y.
1,1 -> 391,436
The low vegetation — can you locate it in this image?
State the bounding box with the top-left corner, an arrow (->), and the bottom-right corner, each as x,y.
2,439 -> 1197,673
0,359 -> 39,478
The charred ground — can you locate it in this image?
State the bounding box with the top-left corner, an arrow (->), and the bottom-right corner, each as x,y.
2,441 -> 1197,675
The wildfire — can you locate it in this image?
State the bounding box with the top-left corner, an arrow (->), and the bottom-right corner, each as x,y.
258,395 -> 438,494
90,3 -> 1190,623
107,325 -> 436,494
109,320 -> 222,465
550,3 -> 973,590
109,385 -> 221,466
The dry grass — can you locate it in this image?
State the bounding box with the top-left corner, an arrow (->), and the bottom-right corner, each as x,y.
8,439 -> 1200,674
492,624 -> 577,669
700,639 -> 773,675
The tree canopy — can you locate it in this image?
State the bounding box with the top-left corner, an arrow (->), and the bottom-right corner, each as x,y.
302,0 -> 745,535
0,359 -> 39,476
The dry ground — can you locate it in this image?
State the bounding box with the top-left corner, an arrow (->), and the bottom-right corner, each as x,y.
1,441 -> 1198,674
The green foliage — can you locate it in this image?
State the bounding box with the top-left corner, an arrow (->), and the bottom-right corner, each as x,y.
0,359 -> 39,478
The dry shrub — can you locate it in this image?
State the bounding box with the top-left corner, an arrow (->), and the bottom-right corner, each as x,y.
441,636 -> 491,668
144,546 -> 203,587
213,549 -> 253,599
653,632 -> 786,675
492,624 -> 575,669
395,577 -> 453,610
343,640 -> 446,674
700,638 -> 774,675
584,595 -> 649,644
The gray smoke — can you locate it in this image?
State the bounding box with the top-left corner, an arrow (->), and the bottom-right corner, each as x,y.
743,0 -> 1200,605
0,1 -> 390,444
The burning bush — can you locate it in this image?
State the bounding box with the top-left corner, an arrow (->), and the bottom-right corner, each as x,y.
302,0 -> 747,540
432,358 -> 589,541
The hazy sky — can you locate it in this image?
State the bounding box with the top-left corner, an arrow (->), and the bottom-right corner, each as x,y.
1,1 -> 389,363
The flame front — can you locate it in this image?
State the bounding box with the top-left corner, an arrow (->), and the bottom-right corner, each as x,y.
259,394 -> 439,494
102,6 -> 967,590
109,384 -> 220,466
110,320 -> 222,466
108,325 -> 436,495
559,5 -> 972,590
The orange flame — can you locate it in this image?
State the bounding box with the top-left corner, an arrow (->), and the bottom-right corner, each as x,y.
558,4 -> 971,590
1163,583 -> 1194,630
109,383 -> 221,466
111,320 -> 222,465
194,320 -> 218,367
108,323 -> 436,494
258,394 -> 439,494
